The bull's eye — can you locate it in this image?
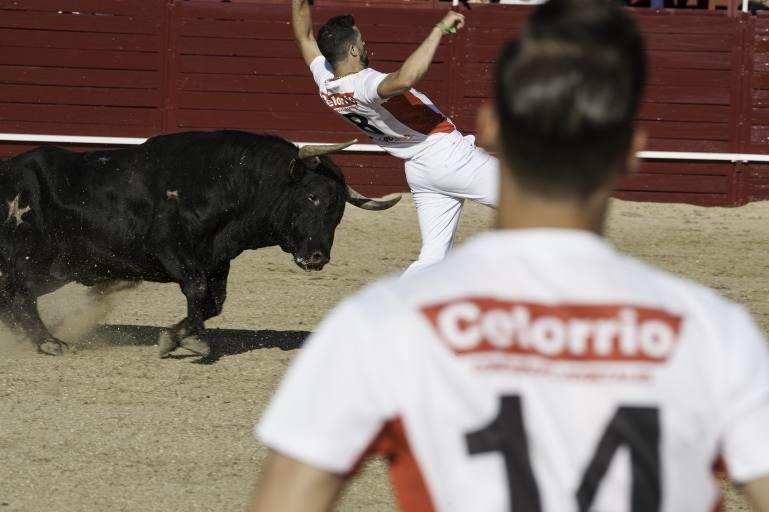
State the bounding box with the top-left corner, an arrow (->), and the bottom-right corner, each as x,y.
307,193 -> 319,204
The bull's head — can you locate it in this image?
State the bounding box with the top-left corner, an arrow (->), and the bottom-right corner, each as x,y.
278,140 -> 400,271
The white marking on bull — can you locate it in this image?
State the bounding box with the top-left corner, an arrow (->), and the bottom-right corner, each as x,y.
166,190 -> 180,200
5,194 -> 31,227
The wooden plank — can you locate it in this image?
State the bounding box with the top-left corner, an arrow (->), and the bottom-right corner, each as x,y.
750,125 -> 769,145
744,181 -> 769,203
647,68 -> 733,87
464,68 -> 732,91
0,47 -> 161,71
178,56 -> 312,77
613,190 -> 727,206
637,161 -> 732,175
454,102 -> 731,125
637,120 -> 729,141
333,153 -> 403,168
177,91 -> 329,112
648,51 -> 733,71
750,71 -> 769,90
177,74 -> 317,95
178,18 -> 294,40
749,35 -> 769,52
178,3 -> 441,29
635,14 -> 736,35
0,65 -> 160,89
0,10 -> 162,35
460,30 -> 736,63
645,137 -> 730,152
752,89 -> 769,107
643,33 -> 733,52
340,168 -> 406,187
0,143 -> 133,159
0,84 -> 161,107
176,109 -> 361,133
178,17 -> 447,45
617,173 -> 728,193
749,107 -> 769,125
745,162 -> 769,178
463,28 -> 527,48
0,103 -> 159,126
752,52 -> 769,73
638,103 -> 731,123
0,0 -> 161,17
644,85 -> 732,105
0,120 -> 158,137
176,36 -> 450,62
460,44 -> 511,63
0,28 -> 160,52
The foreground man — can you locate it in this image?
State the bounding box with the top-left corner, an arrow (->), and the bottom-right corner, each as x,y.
249,0 -> 769,509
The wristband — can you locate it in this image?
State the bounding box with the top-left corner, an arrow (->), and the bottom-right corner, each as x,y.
436,21 -> 456,34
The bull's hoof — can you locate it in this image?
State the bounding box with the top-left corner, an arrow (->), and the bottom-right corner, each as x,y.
158,331 -> 179,358
38,339 -> 67,356
180,336 -> 210,358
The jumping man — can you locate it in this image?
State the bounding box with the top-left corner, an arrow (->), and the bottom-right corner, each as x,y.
290,0 -> 499,277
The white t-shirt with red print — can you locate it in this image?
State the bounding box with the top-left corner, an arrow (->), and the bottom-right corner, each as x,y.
310,56 -> 457,160
258,230 -> 769,512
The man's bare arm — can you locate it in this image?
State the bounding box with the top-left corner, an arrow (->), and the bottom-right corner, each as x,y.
291,0 -> 322,66
247,451 -> 344,512
377,11 -> 465,100
745,474 -> 769,512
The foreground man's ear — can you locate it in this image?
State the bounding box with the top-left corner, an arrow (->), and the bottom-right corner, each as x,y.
625,129 -> 647,176
475,101 -> 500,154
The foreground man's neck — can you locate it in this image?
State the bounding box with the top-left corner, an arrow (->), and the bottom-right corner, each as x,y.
495,167 -> 612,236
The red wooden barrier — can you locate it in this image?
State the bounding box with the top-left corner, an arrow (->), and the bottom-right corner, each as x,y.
0,0 -> 765,204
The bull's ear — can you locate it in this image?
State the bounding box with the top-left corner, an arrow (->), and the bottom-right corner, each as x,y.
288,158 -> 307,181
303,156 -> 321,170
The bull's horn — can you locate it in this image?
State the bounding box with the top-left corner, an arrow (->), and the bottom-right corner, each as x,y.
346,185 -> 401,211
298,139 -> 358,159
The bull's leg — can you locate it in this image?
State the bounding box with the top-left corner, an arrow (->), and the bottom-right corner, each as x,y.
200,261 -> 230,319
158,274 -> 208,357
159,262 -> 230,358
9,291 -> 67,355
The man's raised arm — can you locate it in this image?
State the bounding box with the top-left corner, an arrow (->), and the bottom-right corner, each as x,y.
745,475 -> 769,512
291,0 -> 322,67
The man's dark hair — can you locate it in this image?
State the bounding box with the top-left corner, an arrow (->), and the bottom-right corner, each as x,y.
494,0 -> 646,199
317,15 -> 357,67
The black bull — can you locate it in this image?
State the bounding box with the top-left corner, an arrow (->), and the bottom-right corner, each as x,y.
0,130 -> 399,356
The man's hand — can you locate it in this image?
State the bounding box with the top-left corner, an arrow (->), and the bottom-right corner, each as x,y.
247,452 -> 344,512
438,11 -> 466,33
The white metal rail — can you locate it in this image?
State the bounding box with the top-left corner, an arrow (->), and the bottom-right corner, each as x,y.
1,133 -> 769,163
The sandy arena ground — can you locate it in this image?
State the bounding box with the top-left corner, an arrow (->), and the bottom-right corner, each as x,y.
0,194 -> 766,511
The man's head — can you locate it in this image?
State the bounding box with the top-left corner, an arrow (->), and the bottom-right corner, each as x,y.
317,15 -> 368,69
485,0 -> 646,201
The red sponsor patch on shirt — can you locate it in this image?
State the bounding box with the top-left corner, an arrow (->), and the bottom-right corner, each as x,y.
321,92 -> 357,111
421,298 -> 683,363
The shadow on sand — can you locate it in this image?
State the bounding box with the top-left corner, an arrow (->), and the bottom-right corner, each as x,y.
87,324 -> 310,363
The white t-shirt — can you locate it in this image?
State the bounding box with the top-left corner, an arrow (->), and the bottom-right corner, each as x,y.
310,56 -> 457,160
258,230 -> 769,512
